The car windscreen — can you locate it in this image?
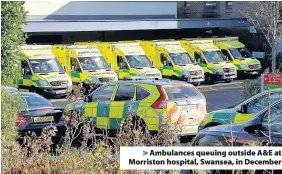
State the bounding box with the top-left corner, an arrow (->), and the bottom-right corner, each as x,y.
169,53 -> 194,65
78,56 -> 109,70
30,59 -> 64,73
125,55 -> 152,68
164,86 -> 203,101
22,95 -> 53,110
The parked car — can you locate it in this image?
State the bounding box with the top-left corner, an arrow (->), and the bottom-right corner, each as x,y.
3,86 -> 19,94
193,99 -> 282,146
17,92 -> 66,145
198,88 -> 282,131
66,80 -> 207,136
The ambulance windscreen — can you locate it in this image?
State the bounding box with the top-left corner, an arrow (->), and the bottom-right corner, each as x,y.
125,55 -> 152,68
30,59 -> 64,73
78,56 -> 109,70
169,53 -> 194,65
203,51 -> 224,63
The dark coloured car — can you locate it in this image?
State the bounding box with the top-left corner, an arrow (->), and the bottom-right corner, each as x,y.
193,99 -> 282,146
16,92 -> 66,145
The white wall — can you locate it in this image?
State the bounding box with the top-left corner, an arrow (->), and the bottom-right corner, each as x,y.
24,1 -> 177,17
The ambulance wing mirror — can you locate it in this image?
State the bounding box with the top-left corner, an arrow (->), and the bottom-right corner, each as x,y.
163,60 -> 167,66
21,68 -> 25,75
71,66 -> 75,71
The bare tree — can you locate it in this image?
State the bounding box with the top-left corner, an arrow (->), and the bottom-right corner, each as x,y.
242,1 -> 282,73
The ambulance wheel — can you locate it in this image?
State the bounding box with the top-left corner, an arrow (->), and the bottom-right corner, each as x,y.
204,74 -> 214,85
170,75 -> 178,80
194,82 -> 201,86
224,79 -> 232,83
80,83 -> 90,95
29,86 -> 37,93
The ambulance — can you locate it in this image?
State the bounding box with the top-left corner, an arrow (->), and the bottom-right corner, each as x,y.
52,45 -> 118,93
180,39 -> 237,84
212,37 -> 261,77
139,40 -> 205,85
75,42 -> 162,80
19,45 -> 72,98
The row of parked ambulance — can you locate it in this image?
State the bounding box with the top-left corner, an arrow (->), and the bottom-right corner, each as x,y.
18,37 -> 262,98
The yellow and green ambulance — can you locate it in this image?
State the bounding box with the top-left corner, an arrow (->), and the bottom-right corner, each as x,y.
19,45 -> 72,98
181,39 -> 237,84
75,42 -> 162,80
139,40 -> 205,85
212,37 -> 261,77
52,45 -> 118,94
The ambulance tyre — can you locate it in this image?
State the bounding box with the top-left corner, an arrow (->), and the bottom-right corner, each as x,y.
224,79 -> 233,83
194,82 -> 201,86
29,86 -> 37,94
170,75 -> 178,80
81,83 -> 90,95
204,73 -> 214,85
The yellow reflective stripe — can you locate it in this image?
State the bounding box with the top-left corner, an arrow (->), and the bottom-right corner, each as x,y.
84,102 -> 98,117
109,102 -> 124,118
97,117 -> 109,129
234,113 -> 254,124
202,113 -> 214,126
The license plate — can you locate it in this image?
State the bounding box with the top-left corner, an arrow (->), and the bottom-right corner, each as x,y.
179,125 -> 198,134
33,116 -> 53,123
250,72 -> 258,75
55,90 -> 66,94
181,105 -> 197,111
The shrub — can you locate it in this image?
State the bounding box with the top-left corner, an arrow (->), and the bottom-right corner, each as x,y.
243,78 -> 261,99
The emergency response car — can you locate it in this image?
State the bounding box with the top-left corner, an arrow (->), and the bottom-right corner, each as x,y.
198,88 -> 282,131
66,80 -> 207,136
19,45 -> 72,98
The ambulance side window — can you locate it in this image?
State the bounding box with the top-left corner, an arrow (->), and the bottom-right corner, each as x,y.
221,49 -> 232,61
117,56 -> 128,70
21,61 -> 32,75
195,52 -> 205,64
70,58 -> 81,72
160,53 -> 171,66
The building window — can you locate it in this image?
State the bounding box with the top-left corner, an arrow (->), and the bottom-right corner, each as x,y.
226,1 -> 233,9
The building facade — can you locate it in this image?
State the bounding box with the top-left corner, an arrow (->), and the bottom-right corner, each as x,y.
25,1 -> 262,51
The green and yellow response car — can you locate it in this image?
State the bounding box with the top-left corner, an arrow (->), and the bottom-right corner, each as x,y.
66,80 -> 207,136
199,89 -> 282,131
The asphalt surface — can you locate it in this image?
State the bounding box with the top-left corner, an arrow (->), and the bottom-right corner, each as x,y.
49,80 -> 245,113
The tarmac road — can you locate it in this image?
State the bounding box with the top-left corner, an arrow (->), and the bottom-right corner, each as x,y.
49,80 -> 245,113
